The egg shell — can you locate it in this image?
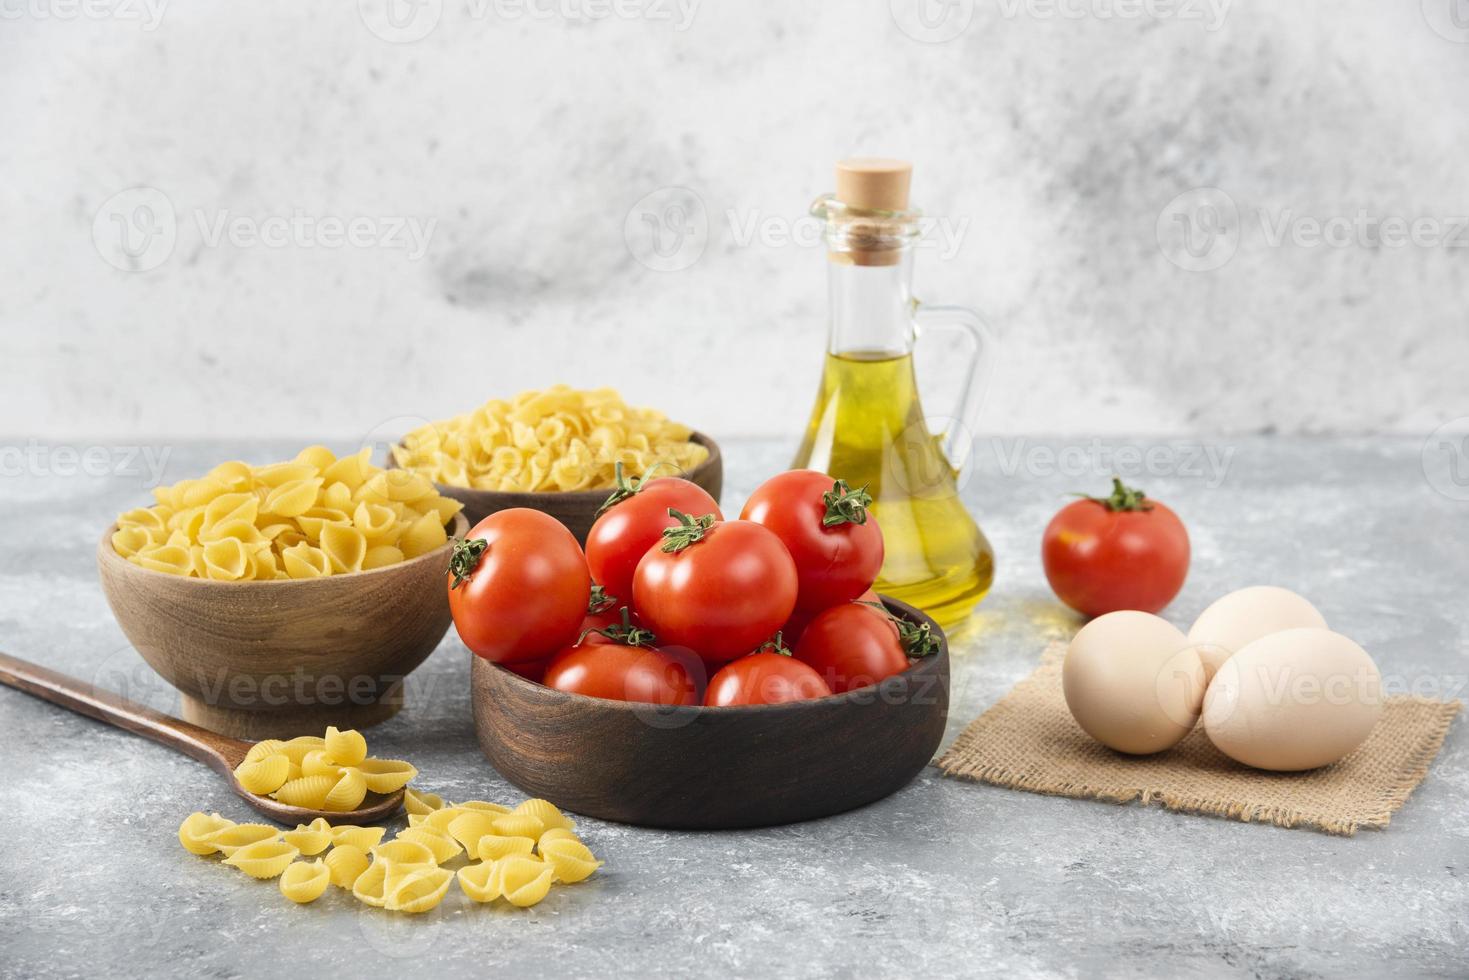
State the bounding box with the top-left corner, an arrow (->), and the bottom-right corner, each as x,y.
1187,586 -> 1327,681
1062,611 -> 1206,755
1202,627 -> 1382,771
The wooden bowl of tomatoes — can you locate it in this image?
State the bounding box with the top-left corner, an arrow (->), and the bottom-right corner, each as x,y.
390,432 -> 723,545
469,596 -> 948,829
449,468 -> 949,829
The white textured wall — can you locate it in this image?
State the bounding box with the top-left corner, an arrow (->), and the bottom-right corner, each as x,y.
3,0 -> 1467,442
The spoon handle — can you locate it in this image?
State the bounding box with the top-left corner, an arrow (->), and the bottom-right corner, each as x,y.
0,650 -> 248,776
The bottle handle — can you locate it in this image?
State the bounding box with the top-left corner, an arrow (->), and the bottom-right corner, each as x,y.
911,302 -> 996,475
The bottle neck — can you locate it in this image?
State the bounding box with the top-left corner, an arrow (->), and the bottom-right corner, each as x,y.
826,250 -> 915,358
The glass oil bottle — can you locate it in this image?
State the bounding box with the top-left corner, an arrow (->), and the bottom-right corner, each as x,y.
792,159 -> 995,628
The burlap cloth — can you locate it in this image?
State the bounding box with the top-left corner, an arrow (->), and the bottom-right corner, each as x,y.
937,643 -> 1461,835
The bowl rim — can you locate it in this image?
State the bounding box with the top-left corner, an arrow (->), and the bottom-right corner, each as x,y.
99,511 -> 469,586
476,596 -> 948,716
386,431 -> 722,501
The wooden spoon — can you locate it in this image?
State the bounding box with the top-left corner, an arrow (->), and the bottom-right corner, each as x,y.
0,651 -> 404,825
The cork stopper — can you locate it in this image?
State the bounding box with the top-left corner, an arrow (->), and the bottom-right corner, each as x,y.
835,158 -> 912,212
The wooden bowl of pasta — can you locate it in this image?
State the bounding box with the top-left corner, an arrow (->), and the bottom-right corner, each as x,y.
98,512 -> 468,740
389,432 -> 723,544
470,597 -> 949,830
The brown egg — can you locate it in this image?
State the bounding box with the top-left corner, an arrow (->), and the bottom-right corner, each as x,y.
1062,611 -> 1206,755
1187,585 -> 1327,682
1203,627 -> 1382,771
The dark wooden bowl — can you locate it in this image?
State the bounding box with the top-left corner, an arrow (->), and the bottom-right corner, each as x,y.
389,432 -> 722,544
97,513 -> 467,740
471,597 -> 949,829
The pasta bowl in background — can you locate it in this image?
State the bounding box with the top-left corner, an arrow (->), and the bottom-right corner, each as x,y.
97,512 -> 467,740
388,432 -> 724,543
470,596 -> 949,829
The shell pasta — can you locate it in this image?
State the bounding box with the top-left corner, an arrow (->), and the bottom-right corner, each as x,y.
279,860 -> 331,903
228,726 -> 417,814
113,446 -> 463,580
392,385 -> 708,492
182,739 -> 602,915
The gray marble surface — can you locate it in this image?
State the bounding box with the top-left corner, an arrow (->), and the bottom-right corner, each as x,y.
1,435 -> 1465,979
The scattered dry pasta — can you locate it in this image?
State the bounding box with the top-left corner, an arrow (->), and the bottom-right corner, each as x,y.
403,788 -> 444,815
324,844 -> 371,888
112,445 -> 464,580
181,743 -> 601,915
223,839 -> 299,879
331,825 -> 386,851
396,826 -> 462,864
178,811 -> 232,855
279,860 -> 331,903
205,823 -> 279,856
493,856 -> 556,908
391,385 -> 708,492
386,867 -> 454,914
539,837 -> 603,883
282,818 -> 335,856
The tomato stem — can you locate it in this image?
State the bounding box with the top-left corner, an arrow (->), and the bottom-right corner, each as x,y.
821,479 -> 874,527
860,601 -> 942,658
659,508 -> 716,553
448,537 -> 488,590
1072,476 -> 1154,513
756,631 -> 793,657
587,584 -> 617,614
578,606 -> 658,648
593,460 -> 675,519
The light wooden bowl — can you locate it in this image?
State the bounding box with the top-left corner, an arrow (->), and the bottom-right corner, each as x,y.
97,513 -> 467,740
389,432 -> 723,543
471,597 -> 949,829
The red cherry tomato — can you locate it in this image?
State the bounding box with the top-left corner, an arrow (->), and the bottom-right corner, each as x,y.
578,585 -> 632,646
447,508 -> 590,664
705,651 -> 832,706
794,602 -> 913,693
740,470 -> 884,612
499,659 -> 546,683
633,514 -> 798,663
542,643 -> 700,705
780,587 -> 880,646
579,611 -> 620,645
1041,478 -> 1190,618
585,473 -> 722,607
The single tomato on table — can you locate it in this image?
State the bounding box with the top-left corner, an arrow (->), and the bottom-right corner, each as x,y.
633,511 -> 798,664
740,471 -> 884,612
705,637 -> 832,706
585,465 -> 723,607
1041,477 -> 1190,618
794,600 -> 940,693
447,508 -> 590,664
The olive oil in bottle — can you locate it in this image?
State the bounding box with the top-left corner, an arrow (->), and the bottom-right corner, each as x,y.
792,160 -> 995,628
